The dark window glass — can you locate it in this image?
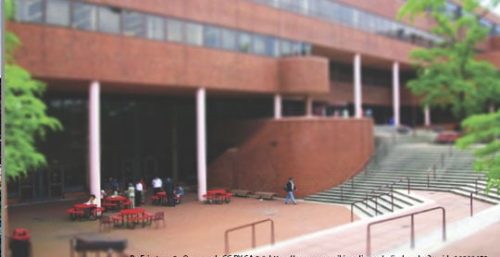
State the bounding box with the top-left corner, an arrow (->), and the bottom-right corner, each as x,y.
123,11 -> 146,37
46,0 -> 70,26
221,28 -> 237,50
166,18 -> 184,43
238,32 -> 253,53
98,6 -> 121,34
72,2 -> 97,31
203,26 -> 221,48
252,35 -> 266,55
146,15 -> 164,40
185,22 -> 203,46
16,0 -> 43,22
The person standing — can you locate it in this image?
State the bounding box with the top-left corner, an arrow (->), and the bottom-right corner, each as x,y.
165,177 -> 175,207
127,183 -> 135,209
135,180 -> 143,207
152,176 -> 163,195
284,177 -> 297,205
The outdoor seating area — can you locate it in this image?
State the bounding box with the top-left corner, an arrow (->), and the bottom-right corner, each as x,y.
66,204 -> 104,221
203,189 -> 232,204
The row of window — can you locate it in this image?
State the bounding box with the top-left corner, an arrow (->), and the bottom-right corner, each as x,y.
444,2 -> 500,36
15,0 -> 312,57
251,0 -> 443,47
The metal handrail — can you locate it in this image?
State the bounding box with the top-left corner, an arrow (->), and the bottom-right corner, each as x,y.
351,191 -> 394,222
224,218 -> 275,254
366,206 -> 446,256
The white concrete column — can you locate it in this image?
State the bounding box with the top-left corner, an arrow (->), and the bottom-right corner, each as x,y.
392,62 -> 400,127
305,96 -> 314,117
274,94 -> 282,119
89,81 -> 101,207
196,88 -> 207,201
424,105 -> 431,127
354,54 -> 363,118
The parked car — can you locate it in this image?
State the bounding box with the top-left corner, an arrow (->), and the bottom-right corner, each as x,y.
435,130 -> 461,144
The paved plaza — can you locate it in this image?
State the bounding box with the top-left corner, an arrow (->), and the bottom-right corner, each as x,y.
8,194 -> 355,257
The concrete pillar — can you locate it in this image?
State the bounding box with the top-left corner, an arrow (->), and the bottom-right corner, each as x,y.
354,54 -> 363,118
392,62 -> 400,127
274,94 -> 282,119
89,81 -> 101,207
305,96 -> 313,117
196,88 -> 207,201
171,105 -> 179,183
424,105 -> 431,127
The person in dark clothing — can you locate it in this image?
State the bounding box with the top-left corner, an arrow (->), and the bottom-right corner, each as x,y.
284,177 -> 297,205
135,180 -> 143,207
165,177 -> 175,206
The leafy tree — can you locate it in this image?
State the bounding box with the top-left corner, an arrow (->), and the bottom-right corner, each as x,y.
457,112 -> 500,193
399,0 -> 500,193
399,0 -> 500,119
4,0 -> 62,178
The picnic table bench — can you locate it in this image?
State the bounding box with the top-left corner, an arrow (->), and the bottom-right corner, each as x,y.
231,189 -> 251,197
253,191 -> 277,200
203,189 -> 232,204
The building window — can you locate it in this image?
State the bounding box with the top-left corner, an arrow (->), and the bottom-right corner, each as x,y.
72,2 -> 97,31
98,6 -> 121,34
185,22 -> 203,46
252,35 -> 266,55
203,26 -> 221,48
280,40 -> 292,56
146,15 -> 164,41
46,0 -> 70,26
264,37 -> 278,57
16,0 -> 43,23
123,11 -> 146,37
221,28 -> 237,50
166,18 -> 184,43
238,32 -> 253,53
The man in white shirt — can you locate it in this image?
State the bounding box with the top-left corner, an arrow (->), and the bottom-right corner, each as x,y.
152,176 -> 163,194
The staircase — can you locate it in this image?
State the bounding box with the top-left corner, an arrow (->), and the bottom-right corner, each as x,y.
305,137 -> 499,219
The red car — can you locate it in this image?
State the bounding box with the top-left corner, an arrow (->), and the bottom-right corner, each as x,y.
435,131 -> 461,144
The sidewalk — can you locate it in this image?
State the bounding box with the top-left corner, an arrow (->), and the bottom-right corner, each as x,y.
238,191 -> 493,257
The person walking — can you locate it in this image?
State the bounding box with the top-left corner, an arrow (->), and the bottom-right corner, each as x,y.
127,183 -> 135,209
284,177 -> 297,205
165,177 -> 175,207
152,176 -> 163,195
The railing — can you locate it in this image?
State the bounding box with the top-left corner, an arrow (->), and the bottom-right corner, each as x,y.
366,206 -> 446,257
224,219 -> 275,254
351,191 -> 394,222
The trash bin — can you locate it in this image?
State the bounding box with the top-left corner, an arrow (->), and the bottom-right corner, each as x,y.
9,228 -> 32,257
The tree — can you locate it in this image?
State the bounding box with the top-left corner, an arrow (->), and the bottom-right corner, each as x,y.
456,112 -> 500,193
399,0 -> 500,193
4,0 -> 62,179
399,0 -> 500,119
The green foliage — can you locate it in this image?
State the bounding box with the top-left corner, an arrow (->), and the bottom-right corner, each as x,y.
457,112 -> 500,193
4,0 -> 63,178
399,0 -> 500,119
400,0 -> 500,194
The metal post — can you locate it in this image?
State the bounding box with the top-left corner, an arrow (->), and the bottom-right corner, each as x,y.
365,194 -> 368,208
367,226 -> 371,257
433,164 -> 436,179
441,153 -> 444,167
251,224 -> 256,248
410,214 -> 415,248
470,192 -> 473,217
270,220 -> 275,245
391,188 -> 394,212
375,197 -> 378,216
351,177 -> 354,189
407,177 -> 410,194
442,208 -> 447,241
351,204 -> 354,222
475,179 -> 478,194
340,186 -> 343,201
427,174 -> 430,188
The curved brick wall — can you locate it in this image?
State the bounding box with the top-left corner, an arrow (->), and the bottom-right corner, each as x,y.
208,118 -> 374,197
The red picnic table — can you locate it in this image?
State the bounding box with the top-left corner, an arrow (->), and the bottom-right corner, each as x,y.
103,195 -> 131,211
112,208 -> 152,228
203,189 -> 232,204
67,204 -> 98,220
